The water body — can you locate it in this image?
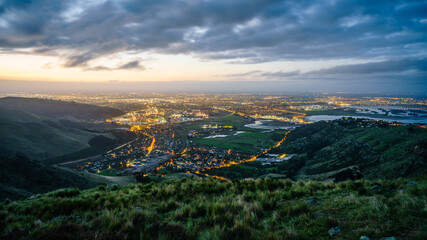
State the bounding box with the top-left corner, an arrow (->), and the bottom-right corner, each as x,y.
205,134 -> 228,139
305,115 -> 427,124
204,131 -> 247,139
244,120 -> 296,130
348,106 -> 427,117
234,131 -> 246,135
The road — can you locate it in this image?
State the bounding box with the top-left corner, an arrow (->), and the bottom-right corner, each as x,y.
57,136 -> 140,167
126,154 -> 173,173
57,154 -> 102,166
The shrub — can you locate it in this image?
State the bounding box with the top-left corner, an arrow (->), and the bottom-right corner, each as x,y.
48,188 -> 81,198
277,203 -> 309,218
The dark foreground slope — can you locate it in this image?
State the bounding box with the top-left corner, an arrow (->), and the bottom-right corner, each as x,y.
0,155 -> 134,201
0,97 -> 124,121
1,177 -> 426,240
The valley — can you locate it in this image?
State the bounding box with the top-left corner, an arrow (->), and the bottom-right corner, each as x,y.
0,94 -> 426,240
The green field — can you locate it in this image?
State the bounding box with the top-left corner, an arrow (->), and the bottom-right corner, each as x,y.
174,113 -> 288,153
192,114 -> 287,153
194,131 -> 279,153
174,112 -> 252,137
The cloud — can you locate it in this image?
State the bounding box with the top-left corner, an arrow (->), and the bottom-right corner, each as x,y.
259,70 -> 300,78
84,60 -> 144,71
117,60 -> 143,70
307,58 -> 427,75
224,58 -> 427,80
223,71 -> 262,77
222,69 -> 301,80
0,0 -> 426,71
85,66 -> 111,71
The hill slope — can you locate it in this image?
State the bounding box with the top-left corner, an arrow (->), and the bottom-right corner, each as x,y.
278,119 -> 427,180
204,119 -> 427,181
0,155 -> 134,201
0,107 -> 119,160
0,97 -> 124,121
0,97 -> 132,161
1,177 -> 426,240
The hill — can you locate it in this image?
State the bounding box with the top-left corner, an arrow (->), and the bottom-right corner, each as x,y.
0,107 -> 122,160
1,177 -> 426,240
0,97 -> 124,121
0,155 -> 134,201
278,118 -> 427,181
0,98 -> 133,161
204,118 -> 427,181
0,99 -> 137,200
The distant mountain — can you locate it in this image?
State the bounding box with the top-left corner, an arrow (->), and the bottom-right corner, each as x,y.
0,97 -> 124,121
0,155 -> 134,200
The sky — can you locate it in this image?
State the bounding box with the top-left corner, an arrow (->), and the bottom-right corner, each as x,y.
0,0 -> 426,93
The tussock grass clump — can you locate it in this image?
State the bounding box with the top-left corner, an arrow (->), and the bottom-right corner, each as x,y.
1,177 -> 427,240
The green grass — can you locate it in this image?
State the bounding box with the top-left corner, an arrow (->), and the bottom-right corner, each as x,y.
194,134 -> 271,153
204,160 -> 292,179
221,114 -> 250,127
175,114 -> 288,153
194,130 -> 284,153
237,164 -> 257,170
275,120 -> 427,180
174,113 -> 252,139
1,177 -> 426,240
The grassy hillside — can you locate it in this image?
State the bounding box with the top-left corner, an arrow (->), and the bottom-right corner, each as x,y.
0,97 -> 124,121
0,155 -> 134,201
0,120 -> 97,160
0,107 -> 120,160
0,102 -> 137,200
0,97 -> 136,161
206,119 -> 427,181
1,177 -> 426,240
0,107 -> 44,123
278,119 -> 427,180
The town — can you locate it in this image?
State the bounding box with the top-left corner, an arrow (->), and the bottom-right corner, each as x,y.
57,93 -> 426,179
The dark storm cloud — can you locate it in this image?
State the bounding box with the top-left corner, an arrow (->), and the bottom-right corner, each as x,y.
0,0 -> 426,72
